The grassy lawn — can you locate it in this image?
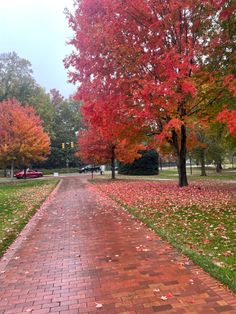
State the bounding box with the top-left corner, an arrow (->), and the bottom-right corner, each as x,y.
0,179 -> 59,257
94,179 -> 236,292
102,167 -> 236,182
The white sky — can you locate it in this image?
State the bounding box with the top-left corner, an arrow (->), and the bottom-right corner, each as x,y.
0,0 -> 76,97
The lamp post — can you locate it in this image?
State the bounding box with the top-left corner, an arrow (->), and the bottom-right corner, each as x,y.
189,152 -> 192,175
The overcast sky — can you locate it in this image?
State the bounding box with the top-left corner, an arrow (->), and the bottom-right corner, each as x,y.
0,0 -> 76,98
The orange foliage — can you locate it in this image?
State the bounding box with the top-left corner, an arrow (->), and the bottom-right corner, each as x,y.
76,127 -> 144,165
0,98 -> 50,167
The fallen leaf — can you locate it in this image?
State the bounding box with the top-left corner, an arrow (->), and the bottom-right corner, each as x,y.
166,293 -> 173,298
153,289 -> 160,293
95,303 -> 103,309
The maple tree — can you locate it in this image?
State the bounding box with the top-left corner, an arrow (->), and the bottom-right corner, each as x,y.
77,126 -> 144,179
0,98 -> 50,178
77,127 -> 111,165
66,0 -> 236,186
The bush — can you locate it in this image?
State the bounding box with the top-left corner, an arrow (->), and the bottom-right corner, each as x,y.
118,150 -> 159,175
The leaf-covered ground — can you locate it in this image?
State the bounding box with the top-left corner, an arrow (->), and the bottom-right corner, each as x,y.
94,180 -> 236,291
0,179 -> 58,257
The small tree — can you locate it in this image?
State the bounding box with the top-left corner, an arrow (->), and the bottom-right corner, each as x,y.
0,99 -> 50,178
77,127 -> 144,179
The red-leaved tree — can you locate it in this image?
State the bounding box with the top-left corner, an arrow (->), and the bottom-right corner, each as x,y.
65,0 -> 236,186
77,126 -> 144,179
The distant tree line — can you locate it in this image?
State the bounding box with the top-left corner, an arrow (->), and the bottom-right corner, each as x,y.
0,51 -> 82,175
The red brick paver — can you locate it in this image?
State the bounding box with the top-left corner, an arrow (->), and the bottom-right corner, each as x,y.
0,176 -> 235,314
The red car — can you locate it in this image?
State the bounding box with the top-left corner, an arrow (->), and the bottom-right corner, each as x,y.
15,169 -> 43,179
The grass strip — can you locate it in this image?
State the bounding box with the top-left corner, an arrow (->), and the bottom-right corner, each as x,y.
0,179 -> 59,257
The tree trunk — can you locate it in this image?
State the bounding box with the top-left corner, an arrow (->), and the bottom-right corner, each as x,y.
200,149 -> 207,176
216,162 -> 222,173
10,160 -> 14,181
111,145 -> 116,179
173,126 -> 188,187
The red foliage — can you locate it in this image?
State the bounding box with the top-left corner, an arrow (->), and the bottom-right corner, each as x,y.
217,109 -> 236,137
76,128 -> 111,165
65,0 -> 236,186
77,127 -> 145,165
95,180 -> 235,212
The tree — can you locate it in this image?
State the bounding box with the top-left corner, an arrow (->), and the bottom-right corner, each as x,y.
0,99 -> 50,178
0,52 -> 36,102
65,0 -> 236,187
77,127 -> 144,179
50,88 -> 64,107
46,98 -> 82,169
28,86 -> 56,136
0,52 -> 57,136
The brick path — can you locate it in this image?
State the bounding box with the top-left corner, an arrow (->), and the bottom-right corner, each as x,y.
0,176 -> 235,314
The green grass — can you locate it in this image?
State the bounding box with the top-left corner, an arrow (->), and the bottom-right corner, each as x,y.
101,167 -> 236,181
0,179 -> 59,257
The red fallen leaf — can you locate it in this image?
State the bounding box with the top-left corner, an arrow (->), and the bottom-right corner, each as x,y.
203,239 -> 210,244
223,251 -> 232,256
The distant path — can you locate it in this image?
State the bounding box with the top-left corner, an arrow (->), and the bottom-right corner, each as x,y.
0,176 -> 235,313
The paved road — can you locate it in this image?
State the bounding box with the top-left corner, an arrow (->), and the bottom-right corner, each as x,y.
0,176 -> 235,313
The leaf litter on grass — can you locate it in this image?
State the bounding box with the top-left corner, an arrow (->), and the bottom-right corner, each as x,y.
92,180 -> 236,290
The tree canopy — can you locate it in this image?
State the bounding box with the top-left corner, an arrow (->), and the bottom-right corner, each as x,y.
65,0 -> 236,186
0,52 -> 35,102
0,99 -> 50,171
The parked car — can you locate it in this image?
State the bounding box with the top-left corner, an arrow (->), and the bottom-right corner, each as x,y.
15,169 -> 43,179
79,165 -> 101,173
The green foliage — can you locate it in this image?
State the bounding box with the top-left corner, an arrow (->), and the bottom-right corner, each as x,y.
118,150 -> 159,175
0,52 -> 36,102
39,98 -> 82,168
28,86 -> 55,136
